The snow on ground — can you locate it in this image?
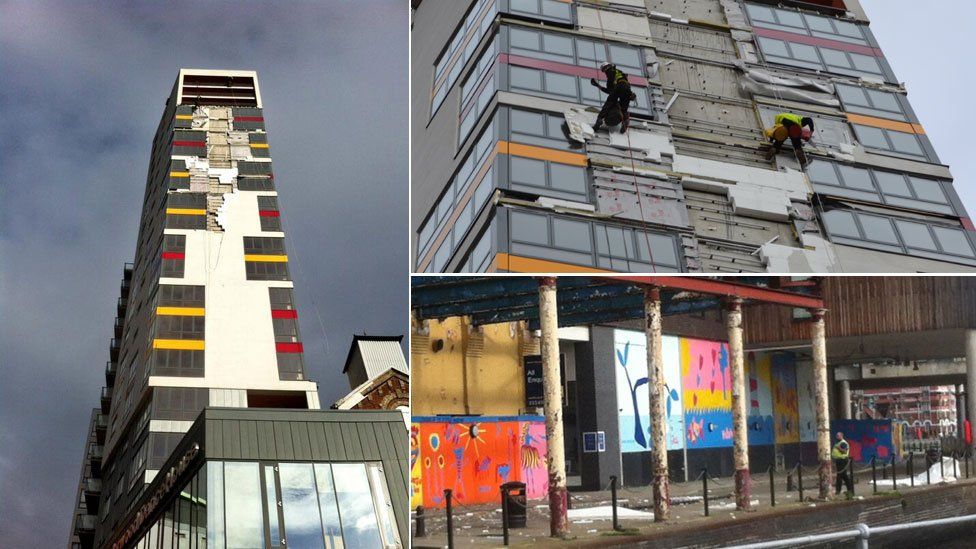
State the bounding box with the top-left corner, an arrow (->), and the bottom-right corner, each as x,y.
567,505 -> 656,521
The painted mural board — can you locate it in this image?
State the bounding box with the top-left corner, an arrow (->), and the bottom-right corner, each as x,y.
772,353 -> 800,444
614,330 -> 684,452
831,419 -> 895,463
796,358 -> 817,443
411,416 -> 548,508
681,338 -> 734,449
746,351 -> 774,445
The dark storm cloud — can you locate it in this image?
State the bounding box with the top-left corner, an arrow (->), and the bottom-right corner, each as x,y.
0,1 -> 407,545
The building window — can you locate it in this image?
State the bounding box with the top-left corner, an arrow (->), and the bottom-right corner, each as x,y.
822,208 -> 976,263
223,462 -> 266,548
508,0 -> 573,23
244,236 -> 289,281
152,349 -> 204,377
152,387 -> 208,421
835,83 -> 907,121
161,234 -> 186,278
157,285 -> 205,308
257,195 -> 282,231
148,432 -> 186,469
807,159 -> 953,215
745,3 -> 869,45
155,315 -> 205,340
238,177 -> 275,191
852,124 -> 927,159
509,108 -> 572,150
508,210 -> 682,272
430,0 -> 498,118
268,288 -> 306,381
755,36 -> 886,80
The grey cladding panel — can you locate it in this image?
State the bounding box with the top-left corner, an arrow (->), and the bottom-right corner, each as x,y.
257,421 -> 276,457
358,423 -> 381,460
341,422 -> 364,459
325,422 -> 346,460
274,421 -> 296,460
291,422 -> 313,460
223,420 -> 242,459
240,420 -> 259,460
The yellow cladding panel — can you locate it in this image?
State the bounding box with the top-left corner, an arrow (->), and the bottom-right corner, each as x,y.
249,143 -> 269,149
166,208 -> 206,215
244,254 -> 288,262
170,171 -> 190,177
153,339 -> 205,350
156,307 -> 205,316
411,316 -> 528,416
175,114 -> 193,120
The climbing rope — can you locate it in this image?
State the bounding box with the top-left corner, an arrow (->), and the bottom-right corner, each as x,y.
594,6 -> 657,272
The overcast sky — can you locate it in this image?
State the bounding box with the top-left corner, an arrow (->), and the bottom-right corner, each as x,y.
0,1 -> 406,545
861,0 -> 976,210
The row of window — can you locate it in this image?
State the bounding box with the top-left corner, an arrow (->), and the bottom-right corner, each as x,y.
851,123 -> 927,159
270,288 -> 306,381
509,26 -> 643,75
153,349 -> 204,378
243,236 -> 286,255
158,284 -> 205,308
432,0 -> 498,116
807,159 -> 953,216
129,460 -> 400,549
257,195 -> 282,231
756,35 -> 887,80
418,121 -> 497,263
745,3 -> 870,46
155,315 -> 205,340
835,83 -> 908,121
508,64 -> 651,114
822,208 -> 976,263
161,235 -> 186,279
152,387 -> 209,422
508,210 -> 682,271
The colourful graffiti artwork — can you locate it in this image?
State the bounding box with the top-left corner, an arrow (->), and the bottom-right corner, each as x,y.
831,419 -> 895,463
410,424 -> 423,509
796,358 -> 817,443
746,351 -> 774,445
412,416 -> 548,508
681,338 -> 733,449
614,330 -> 684,452
772,353 -> 800,444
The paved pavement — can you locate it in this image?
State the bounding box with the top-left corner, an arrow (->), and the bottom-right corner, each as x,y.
412,456 -> 975,547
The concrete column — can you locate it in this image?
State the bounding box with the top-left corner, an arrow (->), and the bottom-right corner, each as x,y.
644,287 -> 669,522
839,380 -> 852,420
725,297 -> 750,510
811,309 -> 831,500
967,331 -> 976,449
538,277 -> 568,538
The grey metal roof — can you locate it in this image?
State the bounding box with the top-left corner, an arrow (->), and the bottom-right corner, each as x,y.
342,335 -> 409,377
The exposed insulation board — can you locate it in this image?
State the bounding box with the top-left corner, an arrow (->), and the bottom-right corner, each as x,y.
647,0 -> 728,26
659,56 -> 745,100
761,234 -> 840,273
577,7 -> 652,43
648,20 -> 738,64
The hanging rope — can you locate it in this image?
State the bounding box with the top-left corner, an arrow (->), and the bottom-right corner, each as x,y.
594,7 -> 657,272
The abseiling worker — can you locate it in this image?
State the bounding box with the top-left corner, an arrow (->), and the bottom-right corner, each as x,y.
832,431 -> 854,497
590,62 -> 637,134
764,112 -> 815,163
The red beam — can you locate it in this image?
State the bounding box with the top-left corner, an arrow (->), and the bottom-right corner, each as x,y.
612,276 -> 824,309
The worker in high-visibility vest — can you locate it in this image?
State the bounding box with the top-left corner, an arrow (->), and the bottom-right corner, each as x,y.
764,112 -> 815,163
590,62 -> 638,134
832,431 -> 854,496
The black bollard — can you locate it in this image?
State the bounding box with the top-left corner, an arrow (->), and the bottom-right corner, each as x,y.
769,466 -> 776,507
501,485 -> 509,546
891,455 -> 897,491
941,449 -> 945,481
415,506 -> 426,538
445,489 -> 454,549
703,468 -> 710,517
927,457 -> 931,485
871,456 -> 878,494
909,452 -> 915,488
967,451 -> 971,479
954,451 -> 959,479
611,475 -> 620,532
797,462 -> 804,502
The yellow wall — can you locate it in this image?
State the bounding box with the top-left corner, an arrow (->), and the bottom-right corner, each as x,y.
411,316 -> 535,416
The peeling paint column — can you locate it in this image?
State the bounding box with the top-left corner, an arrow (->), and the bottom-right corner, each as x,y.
966,331 -> 976,451
811,308 -> 832,500
538,277 -> 568,537
725,297 -> 750,510
645,287 -> 670,522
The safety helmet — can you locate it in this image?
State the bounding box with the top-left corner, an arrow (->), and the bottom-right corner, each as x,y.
599,61 -> 613,71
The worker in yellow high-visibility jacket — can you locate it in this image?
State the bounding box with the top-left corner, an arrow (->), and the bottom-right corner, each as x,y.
832,431 -> 854,496
764,112 -> 815,163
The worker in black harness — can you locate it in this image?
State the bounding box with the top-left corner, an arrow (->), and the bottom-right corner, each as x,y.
832,431 -> 854,497
590,62 -> 637,133
764,113 -> 815,164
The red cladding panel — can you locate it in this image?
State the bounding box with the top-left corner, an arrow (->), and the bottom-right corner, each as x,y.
271,309 -> 298,319
161,252 -> 185,260
276,342 -> 304,353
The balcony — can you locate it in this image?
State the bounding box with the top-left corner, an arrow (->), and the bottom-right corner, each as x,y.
109,338 -> 120,360
83,478 -> 102,512
117,297 -> 126,319
100,387 -> 112,414
75,513 -> 96,533
88,444 -> 103,477
95,414 -> 107,445
105,361 -> 116,387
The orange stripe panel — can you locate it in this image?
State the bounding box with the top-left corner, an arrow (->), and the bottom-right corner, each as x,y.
494,253 -> 613,274
499,141 -> 588,166
846,113 -> 924,135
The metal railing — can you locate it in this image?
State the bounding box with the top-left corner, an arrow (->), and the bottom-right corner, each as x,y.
725,513 -> 976,549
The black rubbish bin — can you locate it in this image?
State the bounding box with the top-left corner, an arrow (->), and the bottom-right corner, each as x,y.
501,481 -> 527,528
